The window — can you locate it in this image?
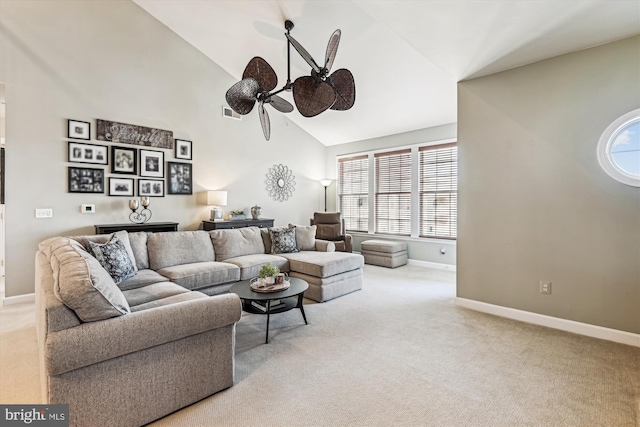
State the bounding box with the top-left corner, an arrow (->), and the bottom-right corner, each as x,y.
338,140 -> 457,240
338,155 -> 369,231
419,143 -> 457,239
375,149 -> 412,235
597,109 -> 640,187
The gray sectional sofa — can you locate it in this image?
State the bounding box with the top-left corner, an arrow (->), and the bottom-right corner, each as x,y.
35,225 -> 363,427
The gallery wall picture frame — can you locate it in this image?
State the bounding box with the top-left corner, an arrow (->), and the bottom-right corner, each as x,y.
140,149 -> 165,178
68,166 -> 104,193
68,120 -> 91,140
108,177 -> 135,196
111,146 -> 138,175
68,142 -> 108,165
138,179 -> 165,197
167,162 -> 193,195
175,139 -> 193,160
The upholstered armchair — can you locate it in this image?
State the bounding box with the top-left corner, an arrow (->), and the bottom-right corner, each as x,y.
310,212 -> 353,253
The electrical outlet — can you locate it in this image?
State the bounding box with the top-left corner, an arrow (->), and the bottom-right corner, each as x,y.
35,208 -> 53,219
540,281 -> 552,295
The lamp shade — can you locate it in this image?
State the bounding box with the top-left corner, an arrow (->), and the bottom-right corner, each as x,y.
319,179 -> 333,187
207,190 -> 228,206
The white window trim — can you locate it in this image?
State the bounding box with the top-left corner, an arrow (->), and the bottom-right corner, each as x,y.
596,108 -> 640,187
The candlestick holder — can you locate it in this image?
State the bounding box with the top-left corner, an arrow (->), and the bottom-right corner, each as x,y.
129,198 -> 152,224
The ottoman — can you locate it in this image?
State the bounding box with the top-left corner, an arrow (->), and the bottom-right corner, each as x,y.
360,240 -> 408,268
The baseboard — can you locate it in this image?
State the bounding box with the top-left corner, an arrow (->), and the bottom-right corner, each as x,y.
2,293 -> 35,306
407,259 -> 456,272
455,297 -> 640,348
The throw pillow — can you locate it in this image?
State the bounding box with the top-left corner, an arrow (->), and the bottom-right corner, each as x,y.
288,223 -> 317,251
88,236 -> 136,285
269,226 -> 299,254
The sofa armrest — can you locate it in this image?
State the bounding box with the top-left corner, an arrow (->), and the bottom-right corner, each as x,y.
45,293 -> 241,376
315,239 -> 336,252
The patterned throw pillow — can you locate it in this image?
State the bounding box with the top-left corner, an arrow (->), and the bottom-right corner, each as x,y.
89,236 -> 136,285
270,226 -> 299,254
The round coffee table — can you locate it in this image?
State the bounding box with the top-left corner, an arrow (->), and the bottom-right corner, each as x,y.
229,277 -> 309,344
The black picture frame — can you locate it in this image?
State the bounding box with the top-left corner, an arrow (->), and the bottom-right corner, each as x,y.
108,177 -> 135,196
140,149 -> 164,178
138,179 -> 165,197
68,142 -> 108,165
175,139 -> 193,160
68,167 -> 104,193
68,119 -> 91,140
111,146 -> 138,175
167,162 -> 192,195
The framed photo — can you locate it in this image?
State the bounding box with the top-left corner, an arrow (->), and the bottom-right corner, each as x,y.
140,149 -> 164,178
175,139 -> 192,160
111,146 -> 137,175
108,177 -> 134,196
168,162 -> 193,195
138,179 -> 165,197
68,142 -> 108,165
68,167 -> 104,193
68,120 -> 91,140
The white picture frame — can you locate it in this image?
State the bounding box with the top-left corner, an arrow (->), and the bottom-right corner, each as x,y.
108,177 -> 134,196
140,149 -> 164,178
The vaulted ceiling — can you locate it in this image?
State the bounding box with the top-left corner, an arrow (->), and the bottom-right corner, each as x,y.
133,0 -> 640,146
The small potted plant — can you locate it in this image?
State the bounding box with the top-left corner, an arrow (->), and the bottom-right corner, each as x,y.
259,263 -> 280,285
229,209 -> 246,220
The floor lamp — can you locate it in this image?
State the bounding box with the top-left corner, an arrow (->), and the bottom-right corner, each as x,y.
319,179 -> 333,212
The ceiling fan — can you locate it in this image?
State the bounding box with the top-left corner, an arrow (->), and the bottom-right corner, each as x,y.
225,20 -> 356,141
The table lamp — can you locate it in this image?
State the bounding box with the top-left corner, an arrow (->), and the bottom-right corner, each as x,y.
207,190 -> 228,221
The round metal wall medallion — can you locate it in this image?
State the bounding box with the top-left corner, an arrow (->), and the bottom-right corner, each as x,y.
266,164 -> 295,202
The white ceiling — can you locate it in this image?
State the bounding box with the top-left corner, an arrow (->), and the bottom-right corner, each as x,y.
133,0 -> 640,146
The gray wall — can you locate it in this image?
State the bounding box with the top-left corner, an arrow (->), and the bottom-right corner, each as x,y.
325,123 -> 458,265
457,36 -> 640,334
0,0 -> 327,297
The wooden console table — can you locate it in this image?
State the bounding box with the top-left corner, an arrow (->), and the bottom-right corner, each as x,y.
95,222 -> 179,234
202,218 -> 274,230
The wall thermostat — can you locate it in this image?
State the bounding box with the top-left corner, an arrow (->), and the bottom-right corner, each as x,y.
81,204 -> 96,214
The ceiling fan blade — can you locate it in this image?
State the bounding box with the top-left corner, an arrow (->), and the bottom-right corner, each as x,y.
269,94 -> 294,113
225,78 -> 259,115
242,56 -> 278,92
285,33 -> 322,74
258,101 -> 271,141
292,76 -> 336,117
328,69 -> 355,111
324,29 -> 341,73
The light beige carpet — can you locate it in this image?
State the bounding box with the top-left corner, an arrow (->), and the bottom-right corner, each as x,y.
1,266 -> 638,426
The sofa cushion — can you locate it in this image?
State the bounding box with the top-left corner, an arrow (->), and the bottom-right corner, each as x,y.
147,231 -> 214,270
210,227 -> 265,261
270,226 -> 298,254
156,262 -> 240,290
222,254 -> 290,280
41,237 -> 130,322
128,231 -> 149,270
360,239 -> 407,254
129,291 -> 207,313
279,251 -> 364,278
71,230 -> 138,271
122,282 -> 189,307
117,269 -> 169,291
88,236 -> 136,285
289,224 -> 317,251
260,228 -> 272,254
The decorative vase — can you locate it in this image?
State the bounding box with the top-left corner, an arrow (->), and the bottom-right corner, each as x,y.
251,205 -> 262,220
264,276 -> 275,285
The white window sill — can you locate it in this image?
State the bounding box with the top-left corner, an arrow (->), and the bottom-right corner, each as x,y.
346,231 -> 456,245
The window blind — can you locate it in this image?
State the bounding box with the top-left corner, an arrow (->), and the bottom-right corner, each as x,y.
338,155 -> 369,232
419,143 -> 457,239
375,149 -> 411,235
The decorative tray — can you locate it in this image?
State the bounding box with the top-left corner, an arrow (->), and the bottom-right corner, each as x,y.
250,280 -> 291,293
